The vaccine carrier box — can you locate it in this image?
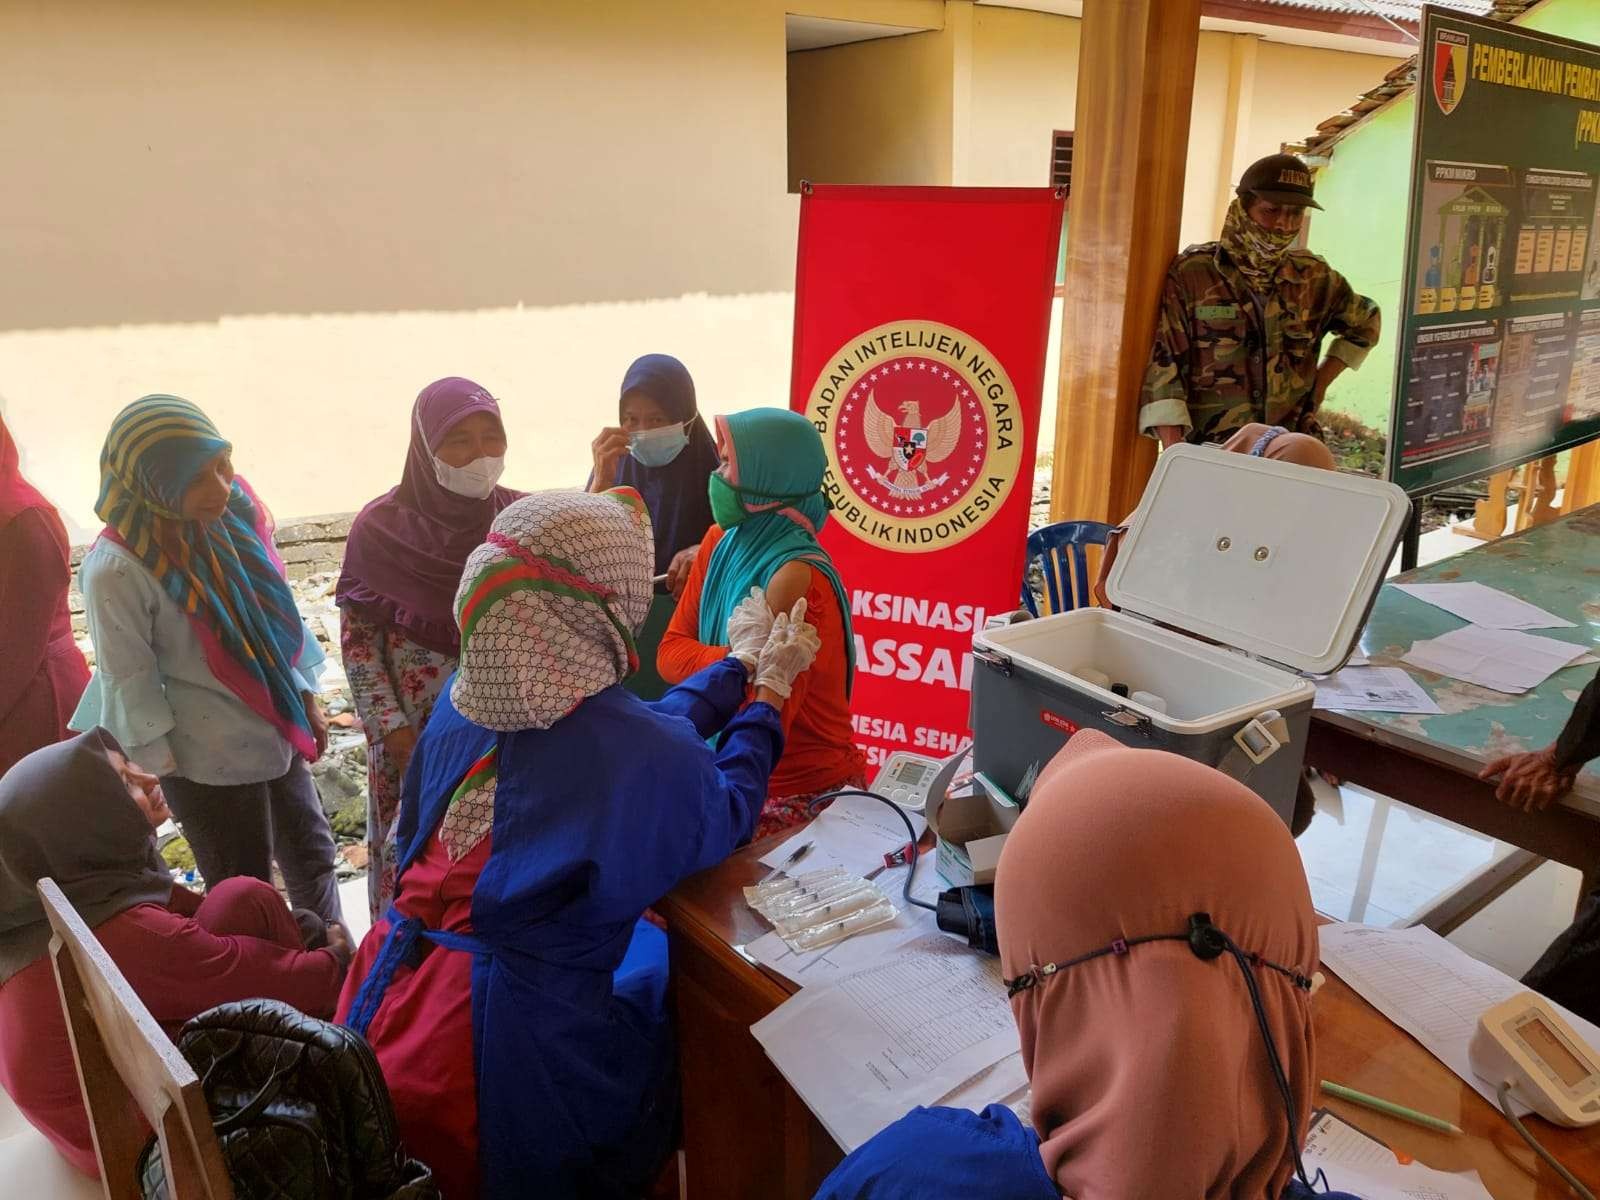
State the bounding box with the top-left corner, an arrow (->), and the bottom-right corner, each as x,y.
969,445 -> 1410,826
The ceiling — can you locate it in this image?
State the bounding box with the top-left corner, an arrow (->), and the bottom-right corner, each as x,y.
973,0 -> 1500,59
785,15 -> 928,53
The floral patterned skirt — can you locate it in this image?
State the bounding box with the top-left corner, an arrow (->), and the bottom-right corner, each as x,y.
753,772 -> 868,842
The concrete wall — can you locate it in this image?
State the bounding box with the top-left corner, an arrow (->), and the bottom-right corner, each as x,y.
0,0 -> 799,535
1246,40 -> 1396,166
1521,0 -> 1600,44
787,31 -> 955,189
1304,99 -> 1415,431
965,5 -> 1080,187
3,0 -> 1403,534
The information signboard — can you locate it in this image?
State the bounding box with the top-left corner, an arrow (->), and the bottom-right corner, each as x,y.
1391,8 -> 1600,494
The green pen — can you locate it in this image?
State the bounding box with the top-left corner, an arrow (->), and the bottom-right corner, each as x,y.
1320,1080 -> 1462,1135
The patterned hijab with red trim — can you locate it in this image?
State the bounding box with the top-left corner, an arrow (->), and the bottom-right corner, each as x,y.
449,489 -> 654,731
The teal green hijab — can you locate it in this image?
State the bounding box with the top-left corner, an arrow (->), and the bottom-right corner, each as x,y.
698,409 -> 855,693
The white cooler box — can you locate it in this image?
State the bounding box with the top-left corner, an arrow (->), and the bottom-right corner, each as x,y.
970,445 -> 1410,826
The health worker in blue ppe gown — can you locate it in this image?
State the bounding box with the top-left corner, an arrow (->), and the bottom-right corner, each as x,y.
339,487 -> 820,1200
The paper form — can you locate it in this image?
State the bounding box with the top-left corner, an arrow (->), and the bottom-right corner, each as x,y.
1318,923 -> 1600,1115
751,932 -> 1021,1151
1303,1111 -> 1493,1199
1393,582 -> 1576,631
758,794 -> 927,879
1401,624 -> 1588,694
1303,1109 -> 1397,1169
1314,667 -> 1443,714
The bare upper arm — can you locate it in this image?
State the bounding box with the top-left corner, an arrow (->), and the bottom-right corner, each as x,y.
764,560 -> 812,616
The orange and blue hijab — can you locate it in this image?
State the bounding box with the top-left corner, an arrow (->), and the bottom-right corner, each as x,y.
95,395 -> 318,761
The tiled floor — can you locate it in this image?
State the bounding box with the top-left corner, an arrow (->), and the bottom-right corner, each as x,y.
1298,782 -> 1582,979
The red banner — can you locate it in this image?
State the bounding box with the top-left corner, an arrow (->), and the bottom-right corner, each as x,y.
790,185 -> 1064,771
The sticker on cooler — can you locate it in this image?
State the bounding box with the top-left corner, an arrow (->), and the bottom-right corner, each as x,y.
1041,711 -> 1080,736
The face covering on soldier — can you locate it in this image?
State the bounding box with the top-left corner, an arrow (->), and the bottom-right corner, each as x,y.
1222,198 -> 1296,285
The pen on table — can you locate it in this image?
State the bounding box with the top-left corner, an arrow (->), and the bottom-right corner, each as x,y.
758,841 -> 814,885
1320,1080 -> 1461,1135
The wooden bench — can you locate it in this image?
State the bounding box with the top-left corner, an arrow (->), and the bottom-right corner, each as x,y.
39,878 -> 233,1200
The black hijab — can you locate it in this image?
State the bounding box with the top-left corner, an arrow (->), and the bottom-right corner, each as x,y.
0,729 -> 173,983
609,355 -> 721,575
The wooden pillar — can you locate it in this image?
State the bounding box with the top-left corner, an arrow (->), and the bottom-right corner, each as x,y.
1564,439 -> 1600,513
1049,0 -> 1202,525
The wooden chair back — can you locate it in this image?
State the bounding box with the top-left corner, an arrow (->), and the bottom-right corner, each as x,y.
38,878 -> 233,1200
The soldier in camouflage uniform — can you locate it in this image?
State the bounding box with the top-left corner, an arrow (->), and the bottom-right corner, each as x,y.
1139,154 -> 1381,449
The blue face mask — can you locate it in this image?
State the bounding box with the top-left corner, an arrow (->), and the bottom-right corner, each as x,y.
629,423 -> 689,468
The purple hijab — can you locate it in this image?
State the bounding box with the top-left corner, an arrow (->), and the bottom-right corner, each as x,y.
336,377 -> 521,655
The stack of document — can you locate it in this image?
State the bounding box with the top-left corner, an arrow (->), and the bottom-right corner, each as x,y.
1393,582 -> 1575,631
751,932 -> 1026,1152
1378,581 -> 1591,696
1314,666 -> 1441,715
1303,1111 -> 1491,1199
1402,625 -> 1589,695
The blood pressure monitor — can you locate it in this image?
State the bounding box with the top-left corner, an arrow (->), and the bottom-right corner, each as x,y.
869,751 -> 945,812
1469,991 -> 1600,1127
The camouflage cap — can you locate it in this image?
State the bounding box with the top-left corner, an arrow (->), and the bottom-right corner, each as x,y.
1236,153 -> 1323,211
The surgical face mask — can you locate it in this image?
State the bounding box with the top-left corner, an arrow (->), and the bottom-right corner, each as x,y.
629,422 -> 689,468
432,454 -> 505,499
708,472 -> 746,529
709,472 -> 819,530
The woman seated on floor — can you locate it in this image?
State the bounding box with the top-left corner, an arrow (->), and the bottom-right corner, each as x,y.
0,729 -> 350,1177
338,487 -> 820,1200
814,729 -> 1361,1200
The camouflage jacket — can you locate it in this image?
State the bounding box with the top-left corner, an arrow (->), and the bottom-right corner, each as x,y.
1138,243 -> 1382,443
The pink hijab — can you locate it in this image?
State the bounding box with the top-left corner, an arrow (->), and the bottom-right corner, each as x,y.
995,730 -> 1319,1199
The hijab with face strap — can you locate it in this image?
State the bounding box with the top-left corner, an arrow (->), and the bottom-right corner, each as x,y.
0,729 -> 174,983
338,377 -> 523,656
996,730 -> 1319,1199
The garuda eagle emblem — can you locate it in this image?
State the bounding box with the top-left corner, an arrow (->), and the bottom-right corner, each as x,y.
861,392 -> 962,496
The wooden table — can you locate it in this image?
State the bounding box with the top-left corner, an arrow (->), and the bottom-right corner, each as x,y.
1306,504 -> 1600,928
659,833 -> 1600,1200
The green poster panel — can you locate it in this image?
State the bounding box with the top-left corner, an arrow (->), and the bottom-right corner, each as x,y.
1390,7 -> 1600,495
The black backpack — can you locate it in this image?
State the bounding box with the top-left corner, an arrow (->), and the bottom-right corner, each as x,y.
138,998 -> 439,1200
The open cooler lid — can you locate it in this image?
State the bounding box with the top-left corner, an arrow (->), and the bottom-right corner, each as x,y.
1105,444 -> 1410,676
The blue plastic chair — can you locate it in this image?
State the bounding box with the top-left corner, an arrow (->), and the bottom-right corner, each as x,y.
1021,520 -> 1116,616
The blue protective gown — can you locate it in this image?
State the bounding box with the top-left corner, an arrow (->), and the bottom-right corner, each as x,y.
813,1105 -> 1363,1200
346,657 -> 782,1199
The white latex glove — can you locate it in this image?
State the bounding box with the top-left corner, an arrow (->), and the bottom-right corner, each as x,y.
726,586 -> 775,672
753,598 -> 822,699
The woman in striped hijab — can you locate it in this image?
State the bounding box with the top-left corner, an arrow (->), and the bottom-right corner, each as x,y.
71,396 -> 343,925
